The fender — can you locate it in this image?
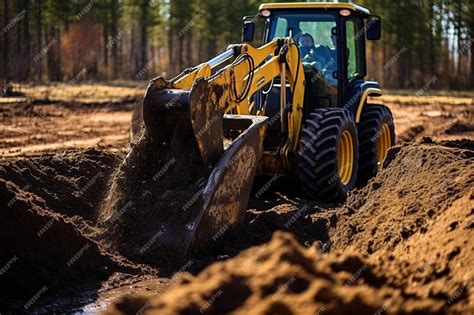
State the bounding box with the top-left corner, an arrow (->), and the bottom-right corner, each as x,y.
355,87 -> 383,123
344,81 -> 383,123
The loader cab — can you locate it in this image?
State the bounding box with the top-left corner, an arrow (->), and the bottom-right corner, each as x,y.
244,3 -> 381,132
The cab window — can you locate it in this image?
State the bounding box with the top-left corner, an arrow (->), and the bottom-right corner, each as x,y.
274,17 -> 288,37
345,19 -> 364,80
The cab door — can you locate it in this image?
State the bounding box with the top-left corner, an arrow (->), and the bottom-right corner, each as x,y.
341,16 -> 367,108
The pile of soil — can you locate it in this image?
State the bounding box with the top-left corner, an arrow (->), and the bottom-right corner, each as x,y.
98,110 -> 211,267
105,231 -> 446,315
0,149 -> 146,307
106,139 -> 474,314
331,139 -> 474,313
332,139 -> 473,253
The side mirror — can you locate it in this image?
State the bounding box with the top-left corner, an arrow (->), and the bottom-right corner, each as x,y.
242,20 -> 255,42
366,15 -> 381,40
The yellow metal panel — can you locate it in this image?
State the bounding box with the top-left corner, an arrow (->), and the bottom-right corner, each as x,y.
174,65 -> 212,90
355,88 -> 383,123
259,2 -> 370,15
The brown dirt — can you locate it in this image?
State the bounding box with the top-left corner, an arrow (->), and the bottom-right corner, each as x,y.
105,232 -> 448,315
0,102 -> 135,159
0,149 -> 152,309
98,116 -> 211,268
104,139 -> 474,315
389,101 -> 474,143
0,89 -> 473,313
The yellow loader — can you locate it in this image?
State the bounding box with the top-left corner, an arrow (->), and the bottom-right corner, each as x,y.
129,2 -> 395,260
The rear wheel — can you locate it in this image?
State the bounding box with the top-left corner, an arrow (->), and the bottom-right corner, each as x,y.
357,104 -> 395,186
299,108 -> 359,202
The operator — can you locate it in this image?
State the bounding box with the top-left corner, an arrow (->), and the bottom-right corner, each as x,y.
298,33 -> 331,73
298,33 -> 317,61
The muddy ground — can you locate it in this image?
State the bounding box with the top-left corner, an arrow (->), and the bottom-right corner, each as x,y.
0,86 -> 473,314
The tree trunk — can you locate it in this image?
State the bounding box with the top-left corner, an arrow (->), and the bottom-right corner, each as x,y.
139,0 -> 148,71
455,0 -> 463,79
47,28 -> 61,81
21,0 -> 30,81
186,32 -> 193,67
177,35 -> 184,70
103,24 -> 108,71
428,0 -> 436,78
131,26 -> 136,76
2,0 -> 9,81
35,0 -> 42,81
15,2 -> 22,80
110,0 -> 119,79
168,29 -> 174,75
471,41 -> 474,89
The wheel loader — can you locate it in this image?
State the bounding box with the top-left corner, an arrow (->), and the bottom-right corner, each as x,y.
129,3 -> 395,260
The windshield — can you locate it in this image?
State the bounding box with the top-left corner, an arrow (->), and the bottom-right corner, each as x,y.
267,12 -> 337,54
266,11 -> 339,106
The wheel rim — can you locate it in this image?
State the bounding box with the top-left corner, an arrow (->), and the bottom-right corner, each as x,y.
338,130 -> 354,185
376,123 -> 391,168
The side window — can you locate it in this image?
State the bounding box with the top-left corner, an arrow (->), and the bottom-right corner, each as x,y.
345,19 -> 362,80
274,17 -> 288,37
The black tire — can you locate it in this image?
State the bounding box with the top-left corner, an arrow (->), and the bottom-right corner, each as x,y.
299,108 -> 359,202
357,104 -> 395,186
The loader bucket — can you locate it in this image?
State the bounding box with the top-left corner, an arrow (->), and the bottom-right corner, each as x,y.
136,78 -> 268,264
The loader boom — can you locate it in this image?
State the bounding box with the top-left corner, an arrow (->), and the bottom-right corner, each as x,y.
148,37 -> 305,169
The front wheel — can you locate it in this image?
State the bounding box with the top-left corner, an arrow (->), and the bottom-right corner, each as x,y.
299,108 -> 359,203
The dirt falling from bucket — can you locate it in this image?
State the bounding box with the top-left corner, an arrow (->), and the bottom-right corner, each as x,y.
97,113 -> 212,268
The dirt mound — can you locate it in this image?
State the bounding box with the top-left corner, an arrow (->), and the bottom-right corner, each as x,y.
331,139 -> 473,254
371,191 -> 474,314
106,139 -> 474,314
0,148 -> 117,222
106,231 -> 446,315
330,139 -> 474,313
0,149 -> 145,307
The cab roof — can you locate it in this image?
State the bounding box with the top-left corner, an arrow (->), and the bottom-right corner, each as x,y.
259,2 -> 371,15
